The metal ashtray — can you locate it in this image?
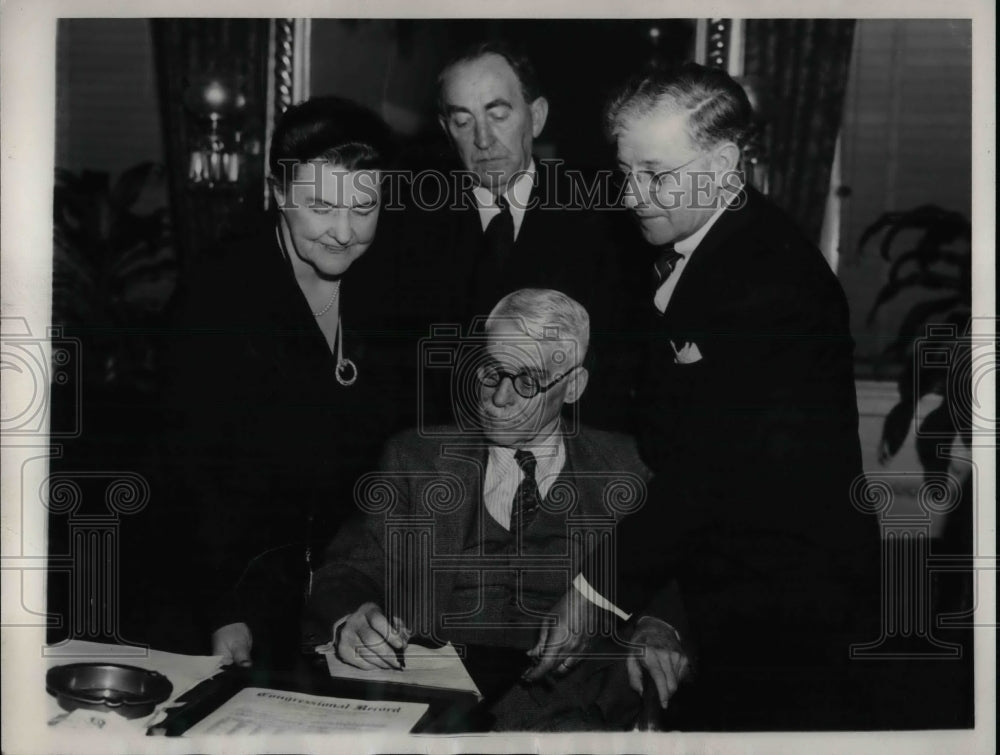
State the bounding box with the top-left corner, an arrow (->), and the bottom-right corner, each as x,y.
46,663 -> 173,719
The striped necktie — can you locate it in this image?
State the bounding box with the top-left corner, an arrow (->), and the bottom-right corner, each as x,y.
510,449 -> 541,534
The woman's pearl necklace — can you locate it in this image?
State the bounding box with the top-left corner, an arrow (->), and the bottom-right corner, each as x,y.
312,281 -> 341,318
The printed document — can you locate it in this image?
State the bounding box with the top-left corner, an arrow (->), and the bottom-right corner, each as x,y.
184,688 -> 428,735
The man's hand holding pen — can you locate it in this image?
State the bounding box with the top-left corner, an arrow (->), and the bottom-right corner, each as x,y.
335,602 -> 410,671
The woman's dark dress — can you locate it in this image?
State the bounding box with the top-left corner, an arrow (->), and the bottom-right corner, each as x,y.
153,219 -> 411,656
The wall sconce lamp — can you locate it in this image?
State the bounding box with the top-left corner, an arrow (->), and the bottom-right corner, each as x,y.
183,73 -> 255,187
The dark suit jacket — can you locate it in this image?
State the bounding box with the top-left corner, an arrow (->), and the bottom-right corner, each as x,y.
584,188 -> 879,719
396,160 -> 647,431
302,425 -> 655,648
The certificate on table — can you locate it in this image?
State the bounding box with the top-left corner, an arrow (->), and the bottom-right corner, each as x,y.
183,688 -> 428,735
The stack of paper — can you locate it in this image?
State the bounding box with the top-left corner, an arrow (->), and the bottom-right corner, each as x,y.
318,642 -> 481,698
44,640 -> 224,731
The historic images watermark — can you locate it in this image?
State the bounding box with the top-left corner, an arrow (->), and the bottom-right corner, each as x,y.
272,157 -> 748,214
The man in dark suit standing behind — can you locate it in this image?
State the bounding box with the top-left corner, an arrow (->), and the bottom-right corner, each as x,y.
403,41 -> 642,431
529,63 -> 881,730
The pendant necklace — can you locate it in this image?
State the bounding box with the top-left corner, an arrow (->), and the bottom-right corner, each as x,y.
275,225 -> 358,387
333,314 -> 357,386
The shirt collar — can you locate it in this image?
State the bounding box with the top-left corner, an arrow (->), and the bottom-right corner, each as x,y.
673,187 -> 743,256
488,421 -> 565,482
472,159 -> 536,211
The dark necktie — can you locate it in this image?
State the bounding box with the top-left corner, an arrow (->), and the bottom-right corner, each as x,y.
510,449 -> 541,534
472,195 -> 515,314
485,194 -> 515,258
652,244 -> 684,287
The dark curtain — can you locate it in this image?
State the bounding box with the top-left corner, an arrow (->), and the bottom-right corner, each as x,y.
150,19 -> 271,274
743,20 -> 856,244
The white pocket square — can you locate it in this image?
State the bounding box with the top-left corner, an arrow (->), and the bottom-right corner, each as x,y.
672,341 -> 703,364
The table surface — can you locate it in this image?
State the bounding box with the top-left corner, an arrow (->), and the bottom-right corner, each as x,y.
153,643 -> 533,735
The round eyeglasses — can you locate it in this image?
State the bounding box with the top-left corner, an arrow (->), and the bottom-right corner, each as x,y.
617,151 -> 707,195
476,363 -> 581,399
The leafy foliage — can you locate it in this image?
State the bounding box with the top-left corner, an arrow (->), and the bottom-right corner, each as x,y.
858,205 -> 971,469
52,162 -> 177,390
862,205 -> 971,358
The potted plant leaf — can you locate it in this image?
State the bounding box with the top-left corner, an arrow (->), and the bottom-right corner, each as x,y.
52,161 -> 177,395
859,204 -> 972,472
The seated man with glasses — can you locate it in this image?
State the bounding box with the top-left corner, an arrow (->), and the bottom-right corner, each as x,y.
302,288 -> 689,731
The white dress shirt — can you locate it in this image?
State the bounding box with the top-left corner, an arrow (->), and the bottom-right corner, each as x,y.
472,160 -> 536,242
653,188 -> 740,313
483,431 -> 565,530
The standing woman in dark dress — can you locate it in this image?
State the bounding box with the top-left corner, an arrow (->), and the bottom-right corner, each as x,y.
158,97 -> 407,665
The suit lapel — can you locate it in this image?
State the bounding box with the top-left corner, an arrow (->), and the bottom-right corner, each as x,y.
450,200 -> 485,316
451,196 -> 482,265
433,442 -> 489,554
661,187 -> 759,327
509,165 -> 557,283
559,431 -> 618,519
555,432 -> 586,521
425,442 -> 488,624
513,165 -> 543,250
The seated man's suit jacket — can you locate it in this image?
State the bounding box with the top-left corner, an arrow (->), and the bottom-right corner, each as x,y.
303,425 -> 653,648
302,424 -> 685,730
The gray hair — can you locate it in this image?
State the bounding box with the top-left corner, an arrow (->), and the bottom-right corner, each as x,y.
486,288 -> 590,364
605,62 -> 754,151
